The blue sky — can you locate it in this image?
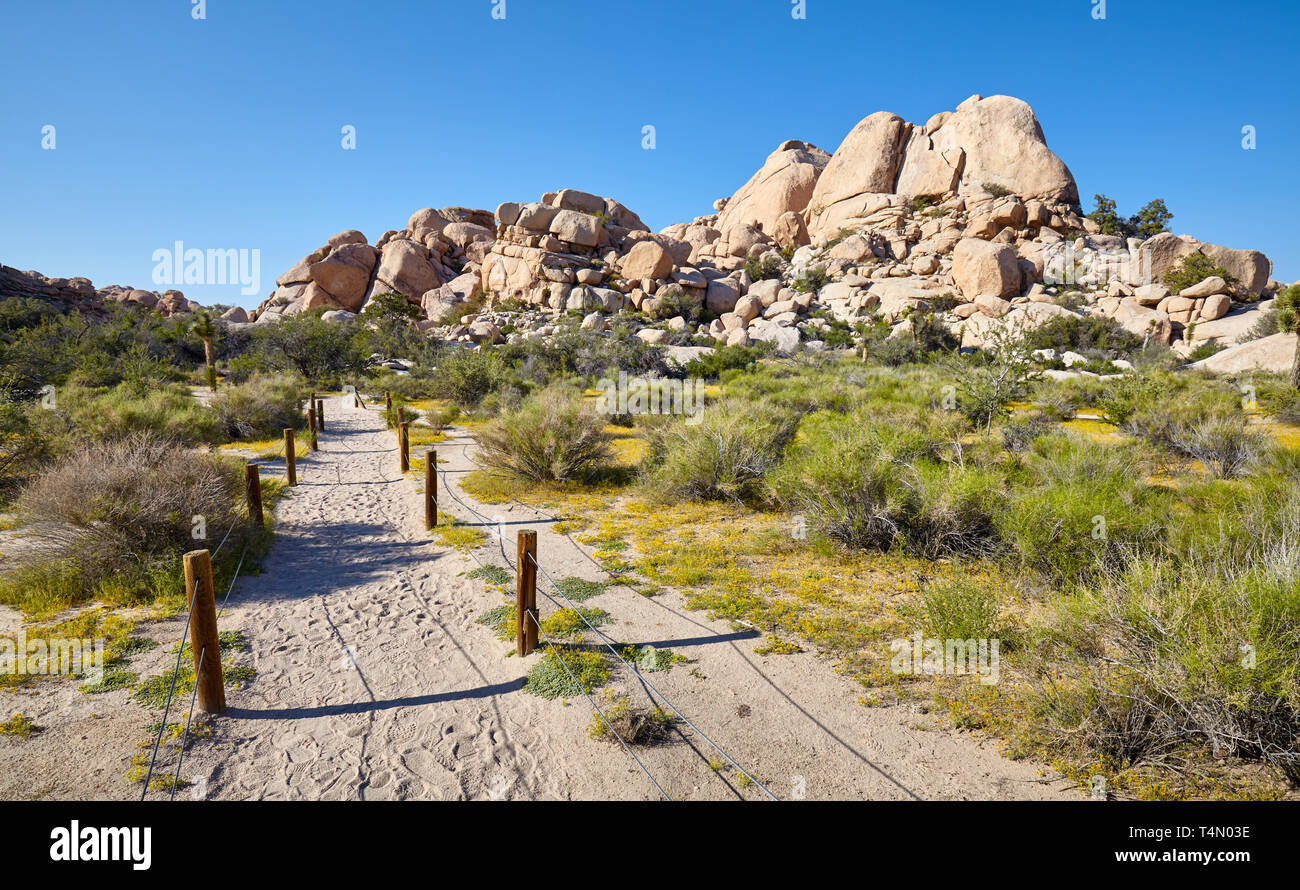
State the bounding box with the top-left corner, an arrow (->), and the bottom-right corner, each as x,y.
1,0 -> 1296,308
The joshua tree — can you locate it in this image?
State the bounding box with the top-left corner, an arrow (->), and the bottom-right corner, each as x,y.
1277,284 -> 1300,389
191,310 -> 218,392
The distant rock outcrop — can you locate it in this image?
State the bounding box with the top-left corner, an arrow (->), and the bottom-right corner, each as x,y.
0,265 -> 201,318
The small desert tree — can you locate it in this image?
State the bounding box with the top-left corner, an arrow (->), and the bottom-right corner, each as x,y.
1277,284 -> 1300,389
191,309 -> 219,392
945,324 -> 1041,436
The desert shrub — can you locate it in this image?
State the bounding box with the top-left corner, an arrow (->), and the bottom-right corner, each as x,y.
210,374 -> 308,440
914,579 -> 1003,641
942,327 -> 1040,434
1001,411 -> 1054,452
588,695 -> 677,746
431,347 -> 509,408
983,182 -> 1012,198
1165,418 -> 1271,479
0,393 -> 67,502
1187,341 -> 1225,362
3,434 -> 245,612
245,311 -> 369,384
1040,544 -> 1300,783
682,344 -> 767,379
61,383 -> 224,445
792,266 -> 828,294
641,401 -> 798,504
474,386 -> 612,482
655,285 -> 705,325
504,321 -> 672,384
999,434 -> 1160,582
1096,371 -> 1173,425
1162,252 -> 1235,295
743,254 -> 784,282
771,410 -> 1001,558
1021,314 -> 1144,357
1241,307 -> 1279,343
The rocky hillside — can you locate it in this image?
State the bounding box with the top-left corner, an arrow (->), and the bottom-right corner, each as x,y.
0,265 -> 205,318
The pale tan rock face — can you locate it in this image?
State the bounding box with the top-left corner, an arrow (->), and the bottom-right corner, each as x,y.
895,128 -> 963,198
619,241 -> 673,281
716,140 -> 830,237
1193,332 -> 1297,374
931,94 -> 1078,205
806,112 -> 910,233
952,238 -> 1021,299
372,239 -> 442,300
308,242 -> 377,312
408,207 -> 451,234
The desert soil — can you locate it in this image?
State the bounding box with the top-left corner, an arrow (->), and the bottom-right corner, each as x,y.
1,395 -> 1081,801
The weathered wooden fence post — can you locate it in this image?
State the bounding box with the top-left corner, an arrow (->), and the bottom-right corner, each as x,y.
399,422 -> 410,473
385,392 -> 393,428
182,549 -> 226,714
516,530 -> 538,657
424,448 -> 436,529
316,398 -> 325,432
396,406 -> 405,429
245,464 -> 264,526
307,404 -> 318,450
284,428 -> 297,486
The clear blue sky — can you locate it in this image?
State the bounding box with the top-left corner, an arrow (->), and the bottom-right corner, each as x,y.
2,0 -> 1296,308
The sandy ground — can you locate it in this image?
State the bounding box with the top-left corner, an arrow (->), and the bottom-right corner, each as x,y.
1,396 -> 1081,801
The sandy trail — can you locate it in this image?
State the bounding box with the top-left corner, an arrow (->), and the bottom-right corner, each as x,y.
181,395 -> 1079,801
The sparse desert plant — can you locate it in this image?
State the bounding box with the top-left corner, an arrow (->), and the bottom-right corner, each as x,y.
210,374 -> 308,440
1167,417 -> 1271,479
641,401 -> 798,503
475,385 -> 613,482
587,694 -> 677,746
942,326 -> 1041,435
1163,252 -> 1235,295
431,346 -> 509,408
1275,284 -> 1300,389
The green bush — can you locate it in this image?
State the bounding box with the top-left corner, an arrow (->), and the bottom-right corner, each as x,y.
61,383 -> 224,445
210,374 -> 308,440
744,254 -> 784,282
1022,314 -> 1144,358
642,401 -> 797,504
475,386 -> 613,482
1163,252 -> 1235,295
432,347 -> 509,408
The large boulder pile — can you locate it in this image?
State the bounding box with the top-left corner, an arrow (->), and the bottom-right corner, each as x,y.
242,92 -> 1286,368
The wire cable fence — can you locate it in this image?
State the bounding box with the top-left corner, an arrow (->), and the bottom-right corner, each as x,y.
430,448 -> 777,800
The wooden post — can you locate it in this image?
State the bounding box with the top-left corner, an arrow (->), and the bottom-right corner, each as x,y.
284,428 -> 297,486
316,399 -> 325,432
399,422 -> 410,473
307,405 -> 318,451
385,391 -> 392,428
424,448 -> 436,529
183,549 -> 226,714
245,464 -> 264,526
516,531 -> 538,656
396,406 -> 405,428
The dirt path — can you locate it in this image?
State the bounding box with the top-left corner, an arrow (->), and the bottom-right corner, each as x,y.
178,395 -> 1079,801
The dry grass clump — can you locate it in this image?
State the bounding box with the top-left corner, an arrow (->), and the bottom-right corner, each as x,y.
587,694 -> 678,746
5,433 -> 242,608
